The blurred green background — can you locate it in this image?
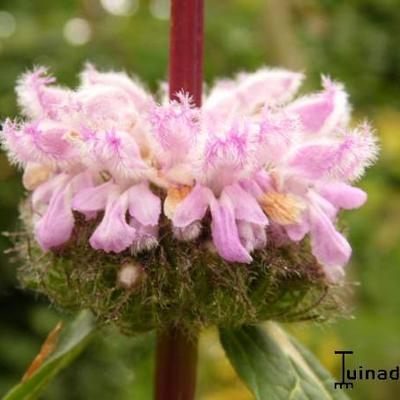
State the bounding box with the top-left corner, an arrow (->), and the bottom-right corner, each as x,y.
0,0 -> 400,399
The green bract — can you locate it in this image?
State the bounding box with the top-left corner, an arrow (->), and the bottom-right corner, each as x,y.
15,202 -> 343,335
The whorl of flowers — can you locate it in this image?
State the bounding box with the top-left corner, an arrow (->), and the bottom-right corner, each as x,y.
1,65 -> 378,282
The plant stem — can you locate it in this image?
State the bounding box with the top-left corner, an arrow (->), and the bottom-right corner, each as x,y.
154,1 -> 203,399
154,328 -> 198,400
168,0 -> 204,107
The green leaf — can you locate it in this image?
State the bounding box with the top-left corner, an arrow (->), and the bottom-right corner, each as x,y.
4,311 -> 96,400
219,323 -> 350,400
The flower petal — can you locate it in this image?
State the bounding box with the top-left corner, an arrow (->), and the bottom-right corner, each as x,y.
287,125 -> 378,183
287,142 -> 339,179
32,173 -> 69,212
317,183 -> 367,210
72,180 -> 116,214
32,120 -> 78,162
147,93 -> 200,170
89,191 -> 136,253
308,190 -> 337,220
88,129 -> 149,181
80,64 -> 149,111
309,205 -> 352,268
16,67 -> 72,119
70,170 -> 94,192
34,183 -> 74,251
202,120 -> 258,190
1,119 -> 78,166
127,182 -> 161,226
63,171 -> 95,220
255,170 -> 274,192
224,183 -> 268,225
240,179 -> 264,198
172,184 -> 213,228
210,194 -> 252,263
205,68 -> 304,119
329,124 -> 379,182
285,217 -> 310,241
286,77 -> 349,136
237,220 -> 267,252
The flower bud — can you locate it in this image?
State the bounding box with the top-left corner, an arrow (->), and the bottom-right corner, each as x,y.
118,262 -> 145,290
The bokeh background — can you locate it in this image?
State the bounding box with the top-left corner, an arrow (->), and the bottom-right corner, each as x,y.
0,0 -> 400,399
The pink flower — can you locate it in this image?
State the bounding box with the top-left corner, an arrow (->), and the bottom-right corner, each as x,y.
147,92 -> 200,185
252,79 -> 378,279
170,119 -> 268,263
33,171 -> 94,250
164,73 -> 377,278
284,76 -> 350,136
83,128 -> 151,183
1,119 -> 81,169
16,67 -> 73,120
72,181 -> 161,253
2,66 -> 161,254
80,64 -> 150,112
204,68 -> 304,122
78,64 -> 152,152
1,66 -> 378,281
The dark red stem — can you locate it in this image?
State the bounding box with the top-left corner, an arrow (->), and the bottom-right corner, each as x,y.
168,0 -> 204,107
154,1 -> 203,399
154,328 -> 198,400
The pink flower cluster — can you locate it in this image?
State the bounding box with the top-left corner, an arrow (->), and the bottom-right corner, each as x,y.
1,66 -> 378,281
